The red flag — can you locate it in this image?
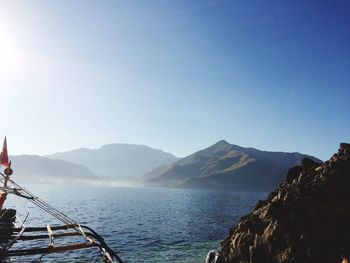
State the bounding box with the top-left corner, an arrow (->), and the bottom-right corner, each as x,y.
0,137 -> 11,168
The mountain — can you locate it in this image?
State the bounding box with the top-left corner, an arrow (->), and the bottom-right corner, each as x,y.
145,140 -> 321,191
46,143 -> 179,180
10,155 -> 98,183
221,143 -> 350,263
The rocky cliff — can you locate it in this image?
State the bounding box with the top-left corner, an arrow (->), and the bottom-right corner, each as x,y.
221,143 -> 350,263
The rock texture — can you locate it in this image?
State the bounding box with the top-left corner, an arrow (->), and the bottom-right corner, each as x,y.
221,143 -> 350,263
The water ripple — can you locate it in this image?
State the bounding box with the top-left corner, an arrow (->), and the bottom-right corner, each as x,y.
4,184 -> 266,263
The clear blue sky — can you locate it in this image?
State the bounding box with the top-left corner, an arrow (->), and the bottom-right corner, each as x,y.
0,0 -> 349,160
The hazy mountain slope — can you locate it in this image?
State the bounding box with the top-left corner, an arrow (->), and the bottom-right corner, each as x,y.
145,140 -> 321,191
10,155 -> 98,183
46,143 -> 178,180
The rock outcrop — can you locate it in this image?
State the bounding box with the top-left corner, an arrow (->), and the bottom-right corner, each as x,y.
221,143 -> 350,263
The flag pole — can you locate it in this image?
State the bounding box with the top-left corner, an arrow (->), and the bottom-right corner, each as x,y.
0,137 -> 13,209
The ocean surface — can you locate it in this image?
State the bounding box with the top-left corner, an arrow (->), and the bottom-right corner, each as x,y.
4,184 -> 266,263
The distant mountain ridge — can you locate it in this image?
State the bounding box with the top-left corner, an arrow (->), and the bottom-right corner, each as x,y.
10,155 -> 98,183
145,140 -> 321,191
46,143 -> 179,180
8,141 -> 321,189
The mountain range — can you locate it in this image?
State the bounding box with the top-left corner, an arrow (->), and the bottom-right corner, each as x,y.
10,155 -> 98,183
144,140 -> 321,191
46,143 -> 178,180
7,141 -> 321,191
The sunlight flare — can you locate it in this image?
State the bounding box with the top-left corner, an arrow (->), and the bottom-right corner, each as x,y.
0,24 -> 19,71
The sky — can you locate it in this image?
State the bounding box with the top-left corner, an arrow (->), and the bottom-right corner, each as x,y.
0,0 -> 349,160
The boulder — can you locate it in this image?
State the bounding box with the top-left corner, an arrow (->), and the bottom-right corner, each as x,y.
286,166 -> 302,183
301,157 -> 317,170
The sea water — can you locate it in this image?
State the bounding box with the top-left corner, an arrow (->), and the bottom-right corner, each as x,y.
4,184 -> 266,263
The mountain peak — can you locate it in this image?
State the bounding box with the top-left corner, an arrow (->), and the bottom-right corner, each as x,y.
206,140 -> 234,152
214,140 -> 230,147
199,140 -> 232,154
146,141 -> 321,191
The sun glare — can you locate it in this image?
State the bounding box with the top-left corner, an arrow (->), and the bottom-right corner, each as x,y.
0,25 -> 19,71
